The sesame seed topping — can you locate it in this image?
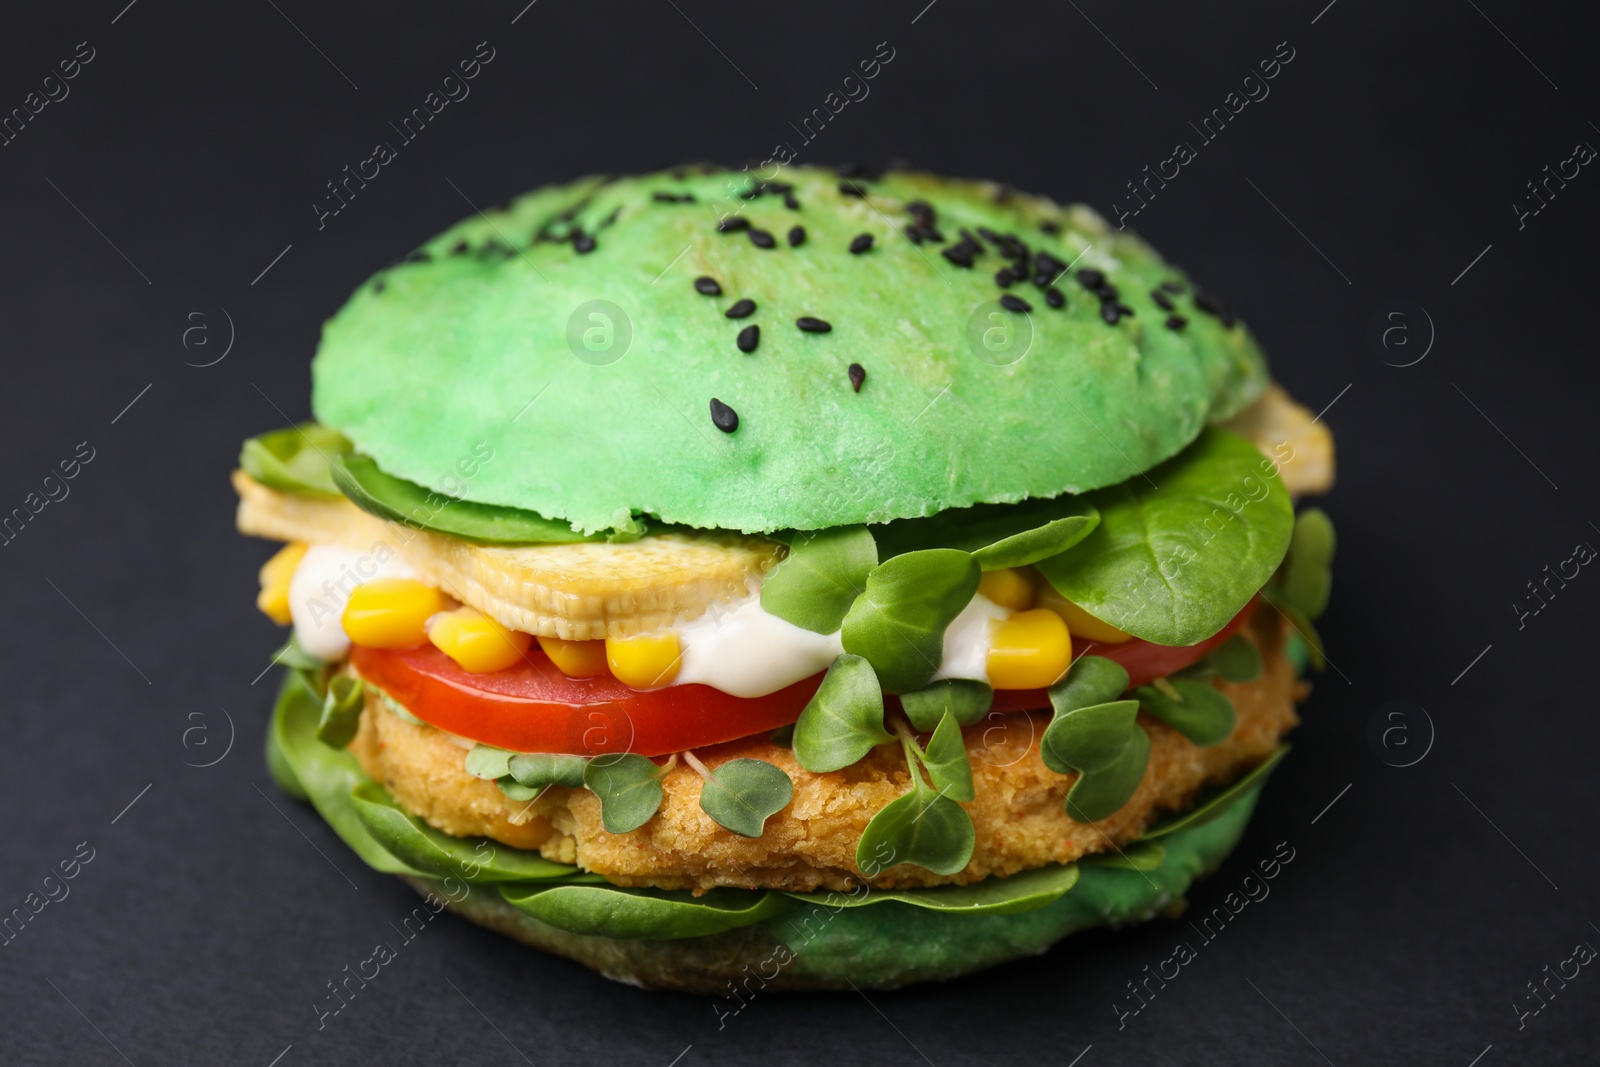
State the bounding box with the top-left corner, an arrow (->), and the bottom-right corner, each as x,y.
1165,315 -> 1188,331
848,363 -> 866,392
1045,287 -> 1065,309
573,232 -> 596,254
694,276 -> 722,296
710,398 -> 739,433
941,242 -> 977,269
373,280 -> 386,293
849,234 -> 875,254
1160,280 -> 1185,294
450,240 -> 469,255
1193,289 -> 1237,327
1040,220 -> 1061,235
784,193 -> 800,210
736,324 -> 760,353
748,228 -> 776,249
839,181 -> 866,198
717,217 -> 749,233
1077,268 -> 1105,290
1033,251 -> 1066,280
995,268 -> 1015,287
1151,290 -> 1174,311
788,225 -> 806,247
1100,303 -> 1122,325
796,316 -> 832,333
1000,294 -> 1032,313
725,299 -> 757,319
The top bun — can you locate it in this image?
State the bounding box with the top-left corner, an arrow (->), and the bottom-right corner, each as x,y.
311,166 -> 1267,534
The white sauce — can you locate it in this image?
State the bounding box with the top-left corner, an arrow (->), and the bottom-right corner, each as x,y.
673,588 -> 845,698
288,542 -> 419,660
930,594 -> 1006,683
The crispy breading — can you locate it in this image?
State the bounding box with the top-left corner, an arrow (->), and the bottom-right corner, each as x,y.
349,611 -> 1300,893
1220,383 -> 1335,496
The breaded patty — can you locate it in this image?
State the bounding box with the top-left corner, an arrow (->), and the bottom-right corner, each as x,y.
349,611 -> 1301,893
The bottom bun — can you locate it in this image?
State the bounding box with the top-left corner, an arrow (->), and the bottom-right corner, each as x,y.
396,789 -> 1261,994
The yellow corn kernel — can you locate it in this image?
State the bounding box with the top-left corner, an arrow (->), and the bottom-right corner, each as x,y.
605,631 -> 682,689
977,567 -> 1036,611
1037,585 -> 1133,645
428,606 -> 532,674
987,608 -> 1073,690
536,635 -> 610,678
256,542 -> 308,625
341,578 -> 449,650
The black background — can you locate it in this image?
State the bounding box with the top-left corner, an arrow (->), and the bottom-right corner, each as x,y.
2,1 -> 1597,1064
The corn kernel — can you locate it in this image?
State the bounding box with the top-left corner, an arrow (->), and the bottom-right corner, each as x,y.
605,631 -> 682,689
256,542 -> 308,625
428,606 -> 532,673
536,635 -> 610,678
1037,586 -> 1132,645
977,567 -> 1036,611
987,608 -> 1073,690
341,578 -> 449,650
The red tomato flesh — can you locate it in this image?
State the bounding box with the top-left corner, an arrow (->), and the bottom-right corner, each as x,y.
350,599 -> 1258,757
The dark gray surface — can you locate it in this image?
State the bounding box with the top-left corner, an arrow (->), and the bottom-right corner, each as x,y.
2,1 -> 1596,1063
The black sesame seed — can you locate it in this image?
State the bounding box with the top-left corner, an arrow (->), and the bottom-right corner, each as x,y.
907,200 -> 936,223
1151,290 -> 1175,311
450,240 -> 469,255
977,227 -> 1003,245
1095,284 -> 1120,303
784,193 -> 800,210
995,268 -> 1015,287
1193,288 -> 1237,327
717,217 -> 749,233
710,398 -> 739,433
652,191 -> 679,203
921,226 -> 946,243
694,276 -> 722,296
849,233 -> 875,254
573,232 -> 596,254
1045,287 -> 1065,309
787,225 -> 807,247
1160,280 -> 1185,294
1033,252 -> 1066,279
725,298 -> 757,319
748,228 -> 776,249
796,316 -> 832,333
373,280 -> 386,293
1116,303 -> 1135,317
1040,220 -> 1062,235
1100,302 -> 1122,324
839,181 -> 866,198
848,363 -> 866,392
736,324 -> 760,353
1077,268 -> 1105,290
1165,315 -> 1188,331
1000,294 -> 1032,313
942,246 -> 973,268
1033,272 -> 1055,288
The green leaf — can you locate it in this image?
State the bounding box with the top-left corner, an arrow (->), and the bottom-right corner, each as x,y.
1207,635 -> 1263,683
464,744 -> 514,781
856,778 -> 976,876
1049,655 -> 1131,714
582,754 -> 668,833
350,782 -> 580,883
1036,429 -> 1295,646
1268,596 -> 1326,671
272,632 -> 325,673
1083,840 -> 1166,871
315,675 -> 365,748
1280,508 -> 1336,620
1039,698 -> 1150,823
872,497 -> 1100,571
331,452 -> 611,546
792,654 -> 893,772
698,759 -> 793,837
785,862 -> 1079,915
499,883 -> 790,940
1143,745 -> 1290,839
917,712 -> 975,802
508,752 -> 588,790
899,678 -> 993,731
1135,679 -> 1236,747
239,423 -> 352,496
496,776 -> 542,802
841,549 -> 981,692
264,716 -> 309,802
759,525 -> 877,634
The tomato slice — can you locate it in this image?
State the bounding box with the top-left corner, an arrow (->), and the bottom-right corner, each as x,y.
350,599 -> 1259,757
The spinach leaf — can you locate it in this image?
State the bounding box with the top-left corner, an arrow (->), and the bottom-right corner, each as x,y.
1050,655 -> 1131,713
1082,840 -> 1166,871
1143,745 -> 1289,839
1039,698 -> 1149,823
1207,635 -> 1263,683
496,777 -> 542,801
582,754 -> 669,833
315,675 -> 365,748
350,782 -> 581,883
697,758 -> 793,838
786,862 -> 1080,915
331,453 -> 615,546
1135,679 -> 1236,747
239,423 -> 352,496
759,525 -> 877,634
1279,507 -> 1336,620
272,632 -> 326,673
856,776 -> 976,877
499,883 -> 790,940
792,655 -> 893,772
264,714 -> 309,802
899,678 -> 993,731
872,497 -> 1100,571
841,549 -> 980,692
1036,429 -> 1294,646
508,753 -> 588,789
917,712 -> 975,802
464,744 -> 514,781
